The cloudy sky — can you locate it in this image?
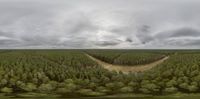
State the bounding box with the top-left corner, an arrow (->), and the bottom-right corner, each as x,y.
0,0 -> 200,49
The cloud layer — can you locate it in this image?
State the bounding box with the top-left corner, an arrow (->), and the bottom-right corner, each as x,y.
0,0 -> 200,49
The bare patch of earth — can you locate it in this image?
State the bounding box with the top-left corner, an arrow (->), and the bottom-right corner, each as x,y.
85,54 -> 169,73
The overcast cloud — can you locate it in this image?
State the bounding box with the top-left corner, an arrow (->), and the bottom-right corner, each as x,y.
0,0 -> 200,49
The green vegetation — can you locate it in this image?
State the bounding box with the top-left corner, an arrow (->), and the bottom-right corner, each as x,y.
0,50 -> 199,98
86,50 -> 167,66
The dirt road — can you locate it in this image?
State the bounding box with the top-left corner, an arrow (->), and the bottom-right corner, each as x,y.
85,54 -> 169,73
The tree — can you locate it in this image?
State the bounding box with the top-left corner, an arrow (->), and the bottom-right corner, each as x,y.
119,86 -> 133,93
77,89 -> 105,96
140,83 -> 160,94
96,86 -> 111,93
179,83 -> 189,91
1,87 -> 13,93
105,83 -> 115,90
166,79 -> 177,87
88,82 -> 97,90
0,79 -> 7,86
128,81 -> 139,92
188,85 -> 198,92
38,83 -> 54,92
22,83 -> 37,92
163,87 -> 178,94
56,88 -> 72,94
139,88 -> 151,94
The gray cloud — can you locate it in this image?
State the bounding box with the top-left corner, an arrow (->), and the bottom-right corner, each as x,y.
170,28 -> 200,37
155,27 -> 200,39
0,0 -> 200,49
136,25 -> 154,44
95,40 -> 121,46
125,38 -> 133,43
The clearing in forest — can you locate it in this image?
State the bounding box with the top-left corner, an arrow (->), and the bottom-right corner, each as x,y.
85,54 -> 169,73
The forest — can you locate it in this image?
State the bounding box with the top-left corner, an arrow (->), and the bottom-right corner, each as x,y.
0,50 -> 199,98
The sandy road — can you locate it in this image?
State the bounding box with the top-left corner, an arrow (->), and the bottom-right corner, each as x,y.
85,54 -> 169,74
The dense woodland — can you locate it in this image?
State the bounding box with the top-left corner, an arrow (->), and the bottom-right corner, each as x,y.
0,50 -> 200,97
86,50 -> 167,66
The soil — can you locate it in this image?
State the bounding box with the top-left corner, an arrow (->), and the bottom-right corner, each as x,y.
85,54 -> 169,73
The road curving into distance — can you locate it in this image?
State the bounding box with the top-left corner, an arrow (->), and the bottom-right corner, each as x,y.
85,54 -> 169,74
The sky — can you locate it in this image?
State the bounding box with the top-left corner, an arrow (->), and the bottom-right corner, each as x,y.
0,0 -> 200,49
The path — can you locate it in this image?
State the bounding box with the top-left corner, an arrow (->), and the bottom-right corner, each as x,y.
85,54 -> 169,73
